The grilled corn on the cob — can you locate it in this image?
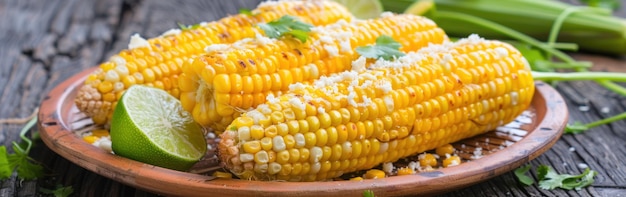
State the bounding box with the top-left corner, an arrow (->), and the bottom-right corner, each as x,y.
179,13 -> 447,132
217,35 -> 535,181
74,0 -> 354,125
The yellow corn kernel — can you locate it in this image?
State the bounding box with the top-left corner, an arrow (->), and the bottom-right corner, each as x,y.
435,144 -> 455,157
419,153 -> 438,167
180,13 -> 448,132
91,129 -> 109,138
443,155 -> 462,167
212,171 -> 233,179
363,169 -> 386,179
82,136 -> 99,144
218,37 -> 534,181
397,167 -> 415,176
75,0 -> 355,125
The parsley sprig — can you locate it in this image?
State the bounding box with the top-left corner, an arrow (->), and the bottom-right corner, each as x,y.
177,22 -> 200,31
258,15 -> 313,43
514,164 -> 597,190
356,35 -> 405,60
0,117 -> 44,180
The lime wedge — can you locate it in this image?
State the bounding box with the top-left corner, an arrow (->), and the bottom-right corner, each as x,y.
404,0 -> 436,16
110,85 -> 207,171
333,0 -> 383,19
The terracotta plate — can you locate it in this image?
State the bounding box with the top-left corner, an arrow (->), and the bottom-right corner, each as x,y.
38,67 -> 568,197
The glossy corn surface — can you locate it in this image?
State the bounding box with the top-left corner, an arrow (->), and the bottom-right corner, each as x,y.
217,35 -> 535,181
74,0 -> 354,125
179,14 -> 447,132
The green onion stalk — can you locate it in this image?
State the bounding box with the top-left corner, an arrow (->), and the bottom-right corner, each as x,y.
383,0 -> 626,56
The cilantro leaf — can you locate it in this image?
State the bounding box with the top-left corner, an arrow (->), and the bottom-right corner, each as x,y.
537,165 -> 597,190
514,165 -> 534,186
362,190 -> 375,197
239,8 -> 255,16
40,184 -> 74,197
0,146 -> 12,179
580,0 -> 620,10
8,143 -> 44,180
257,15 -> 313,43
356,35 -> 405,60
177,22 -> 200,31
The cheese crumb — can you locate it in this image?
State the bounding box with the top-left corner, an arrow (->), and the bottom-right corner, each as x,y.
128,33 -> 150,49
205,44 -> 230,53
161,28 -> 181,37
382,162 -> 394,174
351,56 -> 367,72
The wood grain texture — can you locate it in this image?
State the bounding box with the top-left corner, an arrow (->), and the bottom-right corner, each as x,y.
0,0 -> 625,196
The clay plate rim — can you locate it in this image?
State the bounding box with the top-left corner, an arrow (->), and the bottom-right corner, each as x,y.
38,67 -> 567,197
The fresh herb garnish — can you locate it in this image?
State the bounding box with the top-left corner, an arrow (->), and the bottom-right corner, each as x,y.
356,35 -> 405,60
538,165 -> 597,190
515,164 -> 597,190
239,8 -> 255,16
0,117 -> 44,180
362,190 -> 375,197
257,15 -> 313,43
580,0 -> 620,10
177,22 -> 200,31
39,184 -> 74,197
514,165 -> 534,186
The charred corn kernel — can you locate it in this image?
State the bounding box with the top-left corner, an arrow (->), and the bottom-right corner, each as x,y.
443,155 -> 461,167
180,13 -> 447,132
435,144 -> 455,157
363,169 -> 386,179
212,171 -> 233,179
218,35 -> 534,181
75,0 -> 354,125
418,153 -> 437,167
397,167 -> 415,176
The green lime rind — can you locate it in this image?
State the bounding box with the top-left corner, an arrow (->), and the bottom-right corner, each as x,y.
333,0 -> 384,19
110,85 -> 207,171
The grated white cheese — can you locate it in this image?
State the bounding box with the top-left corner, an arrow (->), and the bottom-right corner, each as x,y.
494,47 -> 509,59
380,11 -> 394,18
161,28 -> 181,37
351,56 -> 367,72
577,163 -> 589,169
324,44 -> 339,57
205,44 -> 230,53
246,110 -> 266,124
288,83 -> 306,92
266,94 -> 280,104
128,33 -> 150,49
376,80 -> 392,94
382,162 -> 394,174
317,106 -> 326,114
255,30 -> 275,46
289,97 -> 306,110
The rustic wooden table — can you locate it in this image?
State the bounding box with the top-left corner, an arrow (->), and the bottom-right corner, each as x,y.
1,0 -> 625,196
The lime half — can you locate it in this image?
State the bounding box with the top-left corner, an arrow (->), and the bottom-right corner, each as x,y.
333,0 -> 383,19
110,85 -> 207,171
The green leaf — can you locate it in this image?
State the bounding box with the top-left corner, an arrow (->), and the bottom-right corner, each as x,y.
580,0 -> 620,10
7,144 -> 44,180
0,146 -> 12,179
362,190 -> 375,197
40,185 -> 74,197
177,22 -> 200,31
257,15 -> 313,42
239,8 -> 254,16
514,165 -> 534,186
356,35 -> 405,60
537,165 -> 597,190
565,121 -> 589,134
